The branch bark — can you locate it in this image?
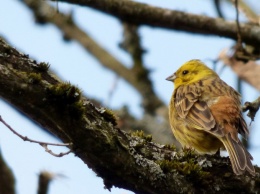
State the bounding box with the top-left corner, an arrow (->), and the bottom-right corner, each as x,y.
57,0 -> 260,46
0,38 -> 259,193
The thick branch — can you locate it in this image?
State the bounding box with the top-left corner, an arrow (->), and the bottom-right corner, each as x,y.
0,38 -> 259,193
57,0 -> 260,46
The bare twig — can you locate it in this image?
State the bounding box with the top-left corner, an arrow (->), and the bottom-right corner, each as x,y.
213,0 -> 224,18
229,0 -> 259,24
40,143 -> 72,157
0,115 -> 72,157
232,0 -> 259,61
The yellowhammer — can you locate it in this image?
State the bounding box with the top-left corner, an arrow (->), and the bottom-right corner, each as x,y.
166,59 -> 255,175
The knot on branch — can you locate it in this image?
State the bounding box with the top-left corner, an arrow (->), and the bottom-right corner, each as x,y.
242,97 -> 260,122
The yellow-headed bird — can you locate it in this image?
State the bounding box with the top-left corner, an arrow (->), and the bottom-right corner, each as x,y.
166,59 -> 255,175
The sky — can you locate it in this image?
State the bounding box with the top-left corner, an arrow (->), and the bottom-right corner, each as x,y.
0,0 -> 259,194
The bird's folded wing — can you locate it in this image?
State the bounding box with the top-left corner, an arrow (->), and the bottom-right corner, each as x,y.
174,84 -> 223,136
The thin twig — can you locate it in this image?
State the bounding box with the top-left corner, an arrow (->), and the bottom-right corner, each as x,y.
40,143 -> 72,157
213,0 -> 224,18
0,115 -> 72,157
229,0 -> 259,24
233,0 -> 257,61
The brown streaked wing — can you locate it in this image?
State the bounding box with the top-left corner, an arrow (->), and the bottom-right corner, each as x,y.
186,101 -> 216,130
175,85 -> 199,118
175,84 -> 216,130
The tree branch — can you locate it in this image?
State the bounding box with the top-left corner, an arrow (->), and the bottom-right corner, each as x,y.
0,151 -> 15,194
37,171 -> 54,194
56,0 -> 260,46
0,37 -> 259,193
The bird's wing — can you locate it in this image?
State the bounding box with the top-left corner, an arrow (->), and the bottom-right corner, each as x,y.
174,84 -> 223,136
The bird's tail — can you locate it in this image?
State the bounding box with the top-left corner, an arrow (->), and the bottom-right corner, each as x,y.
221,133 -> 255,176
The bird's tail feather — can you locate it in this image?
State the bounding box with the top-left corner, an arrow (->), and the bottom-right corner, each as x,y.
221,133 -> 255,176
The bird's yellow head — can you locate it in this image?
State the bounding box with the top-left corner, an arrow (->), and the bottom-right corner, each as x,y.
166,59 -> 218,88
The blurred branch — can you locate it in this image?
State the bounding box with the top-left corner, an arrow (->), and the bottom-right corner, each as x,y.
213,0 -> 224,18
234,0 -> 242,49
56,0 -> 260,47
0,38 -> 259,193
37,171 -> 54,194
119,22 -> 160,113
120,23 -> 145,69
22,0 -> 164,114
232,0 -> 259,61
0,151 -> 15,194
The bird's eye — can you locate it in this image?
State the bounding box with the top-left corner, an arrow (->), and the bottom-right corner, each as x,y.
182,70 -> 189,75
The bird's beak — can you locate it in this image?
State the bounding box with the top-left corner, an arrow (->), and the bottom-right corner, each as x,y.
166,73 -> 176,82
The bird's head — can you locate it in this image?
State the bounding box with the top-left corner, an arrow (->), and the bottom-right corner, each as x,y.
166,59 -> 218,88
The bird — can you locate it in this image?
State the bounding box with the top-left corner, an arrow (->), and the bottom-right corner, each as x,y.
166,59 -> 255,175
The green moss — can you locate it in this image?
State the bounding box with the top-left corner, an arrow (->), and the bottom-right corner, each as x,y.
131,130 -> 152,142
28,73 -> 41,84
157,159 -> 209,179
47,82 -> 81,104
102,108 -> 118,126
46,83 -> 84,120
157,147 -> 210,180
178,147 -> 197,161
164,144 -> 176,151
36,62 -> 50,72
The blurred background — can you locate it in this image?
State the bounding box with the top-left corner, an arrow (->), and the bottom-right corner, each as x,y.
0,0 -> 259,193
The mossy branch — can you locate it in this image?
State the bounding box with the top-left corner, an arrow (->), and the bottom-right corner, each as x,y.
0,38 -> 259,193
